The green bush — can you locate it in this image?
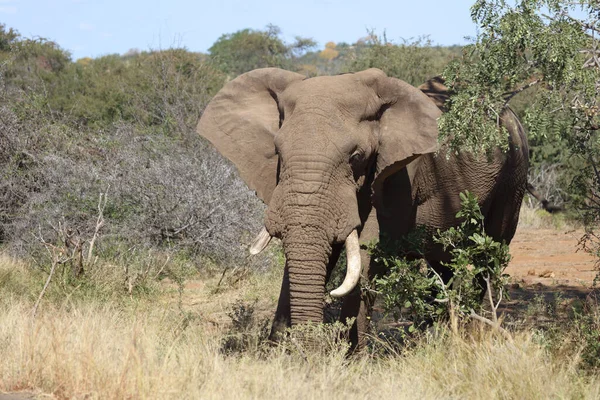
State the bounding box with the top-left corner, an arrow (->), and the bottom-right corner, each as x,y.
372,192 -> 511,329
208,25 -> 315,76
345,34 -> 461,86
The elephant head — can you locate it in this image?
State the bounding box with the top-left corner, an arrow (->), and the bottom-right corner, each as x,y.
197,68 -> 440,327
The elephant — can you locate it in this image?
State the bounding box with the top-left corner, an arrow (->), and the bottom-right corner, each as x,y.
197,69 -> 529,349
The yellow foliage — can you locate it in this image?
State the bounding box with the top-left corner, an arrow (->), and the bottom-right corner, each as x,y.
76,57 -> 92,66
298,64 -> 318,77
319,47 -> 339,61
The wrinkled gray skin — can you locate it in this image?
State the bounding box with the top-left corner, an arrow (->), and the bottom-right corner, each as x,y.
338,76 -> 529,348
197,70 -> 528,349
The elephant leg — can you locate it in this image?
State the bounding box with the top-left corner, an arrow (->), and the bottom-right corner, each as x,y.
340,289 -> 370,351
340,209 -> 379,352
339,274 -> 377,352
269,266 -> 291,341
483,184 -> 524,246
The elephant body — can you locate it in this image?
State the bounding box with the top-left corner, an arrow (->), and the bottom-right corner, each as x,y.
375,77 -> 528,254
338,78 -> 528,347
197,69 -> 528,349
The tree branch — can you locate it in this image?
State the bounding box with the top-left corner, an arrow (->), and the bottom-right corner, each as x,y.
589,155 -> 600,187
502,79 -> 541,105
468,310 -> 513,341
468,274 -> 512,341
87,189 -> 108,266
31,227 -> 72,319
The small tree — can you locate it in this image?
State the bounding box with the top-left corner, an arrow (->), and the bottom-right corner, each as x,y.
372,192 -> 511,331
208,25 -> 315,76
440,1 -> 600,267
440,1 -> 598,168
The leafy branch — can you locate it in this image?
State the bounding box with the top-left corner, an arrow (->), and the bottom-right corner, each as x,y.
372,192 -> 511,332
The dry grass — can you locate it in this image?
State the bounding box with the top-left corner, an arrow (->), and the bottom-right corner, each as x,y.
1,255 -> 599,399
517,203 -> 580,230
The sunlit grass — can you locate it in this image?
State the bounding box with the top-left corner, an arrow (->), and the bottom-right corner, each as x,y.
1,255 -> 599,399
517,203 -> 579,231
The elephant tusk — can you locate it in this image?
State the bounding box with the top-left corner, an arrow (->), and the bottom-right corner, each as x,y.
330,229 -> 361,298
249,227 -> 272,255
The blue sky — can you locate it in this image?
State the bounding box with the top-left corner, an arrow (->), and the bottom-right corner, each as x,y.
1,0 -> 478,60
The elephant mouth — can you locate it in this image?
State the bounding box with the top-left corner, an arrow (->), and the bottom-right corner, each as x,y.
249,227 -> 362,297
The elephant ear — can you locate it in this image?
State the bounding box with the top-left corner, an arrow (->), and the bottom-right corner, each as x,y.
418,76 -> 451,112
197,68 -> 305,204
366,71 -> 442,205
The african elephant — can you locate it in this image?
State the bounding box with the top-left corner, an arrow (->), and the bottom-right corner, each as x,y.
197,69 -> 528,349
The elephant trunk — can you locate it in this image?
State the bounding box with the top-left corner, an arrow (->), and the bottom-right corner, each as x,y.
284,225 -> 331,325
270,160 -> 362,326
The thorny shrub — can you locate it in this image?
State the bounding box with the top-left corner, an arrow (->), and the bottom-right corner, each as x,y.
0,29 -> 268,276
220,300 -> 271,355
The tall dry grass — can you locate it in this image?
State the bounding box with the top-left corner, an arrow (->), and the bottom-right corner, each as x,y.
1,255 -> 599,399
517,202 -> 580,231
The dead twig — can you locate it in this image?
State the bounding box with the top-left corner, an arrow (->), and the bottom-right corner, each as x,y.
87,189 -> 108,266
468,274 -> 512,341
31,227 -> 72,319
153,254 -> 171,280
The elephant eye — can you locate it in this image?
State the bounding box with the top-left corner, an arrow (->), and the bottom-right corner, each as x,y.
350,150 -> 362,164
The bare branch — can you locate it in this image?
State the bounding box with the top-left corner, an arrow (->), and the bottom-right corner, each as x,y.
589,156 -> 600,187
153,254 -> 171,280
468,310 -> 513,341
31,227 -> 73,319
468,274 -> 512,341
86,189 -> 108,266
495,285 -> 504,311
502,79 -> 541,106
429,265 -> 449,301
31,255 -> 58,319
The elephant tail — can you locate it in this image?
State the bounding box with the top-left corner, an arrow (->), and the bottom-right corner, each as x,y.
526,182 -> 564,213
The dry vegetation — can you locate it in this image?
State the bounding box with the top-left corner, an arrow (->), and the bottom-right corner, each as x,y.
1,233 -> 600,400
1,22 -> 600,399
517,202 -> 580,230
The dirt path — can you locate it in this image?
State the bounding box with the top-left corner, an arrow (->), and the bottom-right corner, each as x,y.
506,227 -> 597,286
498,226 -> 599,319
0,394 -> 36,400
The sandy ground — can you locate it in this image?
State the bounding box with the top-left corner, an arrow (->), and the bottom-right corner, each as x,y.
0,394 -> 36,400
499,226 -> 599,319
506,227 -> 597,287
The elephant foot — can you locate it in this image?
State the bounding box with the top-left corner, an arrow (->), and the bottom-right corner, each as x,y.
268,318 -> 290,342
